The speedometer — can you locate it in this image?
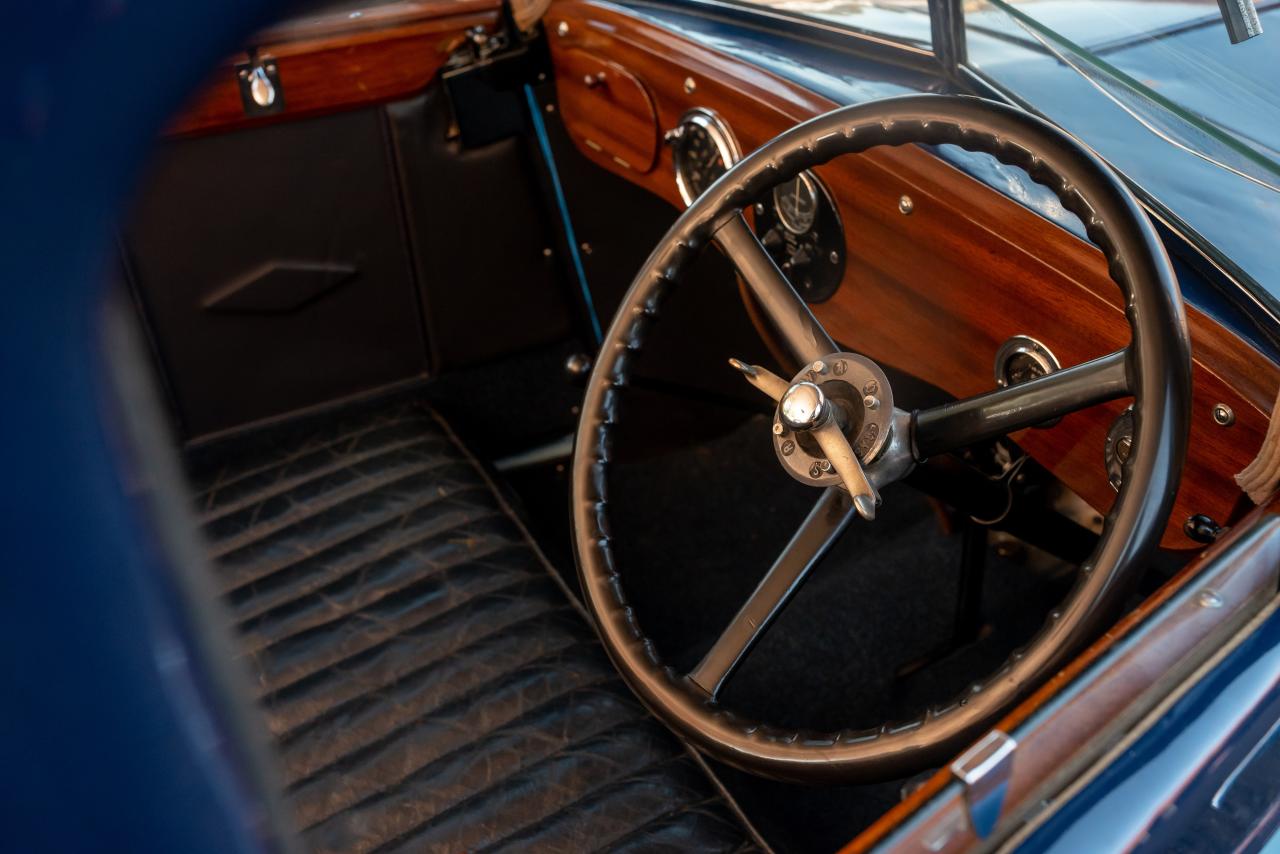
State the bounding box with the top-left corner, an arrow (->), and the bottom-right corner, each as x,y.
666,108 -> 741,207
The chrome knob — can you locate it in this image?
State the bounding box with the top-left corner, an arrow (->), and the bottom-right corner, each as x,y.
247,65 -> 276,108
780,382 -> 827,431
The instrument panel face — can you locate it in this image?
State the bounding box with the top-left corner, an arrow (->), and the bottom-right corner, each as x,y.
773,172 -> 819,234
669,108 -> 846,303
669,107 -> 740,206
755,170 -> 846,303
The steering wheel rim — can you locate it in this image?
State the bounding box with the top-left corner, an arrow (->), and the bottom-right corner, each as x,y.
571,94 -> 1192,783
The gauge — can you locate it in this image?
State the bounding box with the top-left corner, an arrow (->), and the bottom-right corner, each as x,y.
753,171 -> 845,303
772,172 -> 819,234
667,108 -> 741,206
994,335 -> 1062,428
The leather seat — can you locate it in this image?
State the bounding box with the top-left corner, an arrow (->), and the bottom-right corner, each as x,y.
188,401 -> 758,853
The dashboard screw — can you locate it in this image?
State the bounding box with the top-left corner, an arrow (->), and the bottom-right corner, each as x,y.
898,195 -> 914,215
683,76 -> 697,94
1212,403 -> 1235,426
556,21 -> 569,36
772,422 -> 784,436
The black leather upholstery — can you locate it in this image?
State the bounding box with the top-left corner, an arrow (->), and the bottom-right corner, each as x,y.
189,402 -> 757,853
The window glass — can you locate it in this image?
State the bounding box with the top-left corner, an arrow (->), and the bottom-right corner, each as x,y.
965,0 -> 1280,296
730,0 -> 933,49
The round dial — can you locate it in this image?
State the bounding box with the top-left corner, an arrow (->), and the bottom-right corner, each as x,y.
670,109 -> 741,206
772,172 -> 819,234
754,171 -> 845,303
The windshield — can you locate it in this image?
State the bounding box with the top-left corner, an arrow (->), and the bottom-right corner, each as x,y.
732,0 -> 934,49
963,0 -> 1280,297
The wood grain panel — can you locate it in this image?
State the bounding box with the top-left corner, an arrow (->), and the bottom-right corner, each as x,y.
168,0 -> 500,137
556,47 -> 660,172
547,0 -> 1280,548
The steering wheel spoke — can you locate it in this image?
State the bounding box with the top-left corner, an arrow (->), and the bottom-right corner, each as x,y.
714,213 -> 836,367
728,358 -> 790,401
688,487 -> 856,699
913,349 -> 1131,459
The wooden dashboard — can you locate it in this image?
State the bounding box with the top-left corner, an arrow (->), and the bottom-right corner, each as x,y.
546,0 -> 1279,549
167,0 -> 501,137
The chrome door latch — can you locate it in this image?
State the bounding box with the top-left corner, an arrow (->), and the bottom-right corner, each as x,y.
950,729 -> 1017,839
236,56 -> 285,117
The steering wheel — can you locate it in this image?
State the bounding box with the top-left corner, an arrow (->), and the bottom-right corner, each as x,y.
571,94 -> 1191,782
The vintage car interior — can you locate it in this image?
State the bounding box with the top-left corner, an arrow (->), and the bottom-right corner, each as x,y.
84,0 -> 1280,850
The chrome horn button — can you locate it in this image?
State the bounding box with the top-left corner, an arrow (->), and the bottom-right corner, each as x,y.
772,353 -> 894,488
779,381 -> 827,431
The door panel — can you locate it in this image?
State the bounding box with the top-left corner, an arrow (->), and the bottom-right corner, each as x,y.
125,107 -> 429,440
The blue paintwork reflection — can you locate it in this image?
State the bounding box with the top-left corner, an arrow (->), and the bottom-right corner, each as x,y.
929,144 -> 1087,238
1017,600 -> 1280,853
1,2 -> 282,852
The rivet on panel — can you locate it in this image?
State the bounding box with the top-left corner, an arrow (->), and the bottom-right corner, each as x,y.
898,195 -> 914,215
1212,403 -> 1235,426
683,76 -> 697,94
556,20 -> 569,36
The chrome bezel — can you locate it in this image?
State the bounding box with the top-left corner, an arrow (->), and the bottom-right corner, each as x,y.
994,334 -> 1063,429
993,334 -> 1061,388
672,107 -> 742,207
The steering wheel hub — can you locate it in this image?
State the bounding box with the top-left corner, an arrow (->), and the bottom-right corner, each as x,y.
774,352 -> 895,487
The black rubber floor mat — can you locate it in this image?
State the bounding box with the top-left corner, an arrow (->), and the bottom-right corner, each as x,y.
188,402 -> 758,854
